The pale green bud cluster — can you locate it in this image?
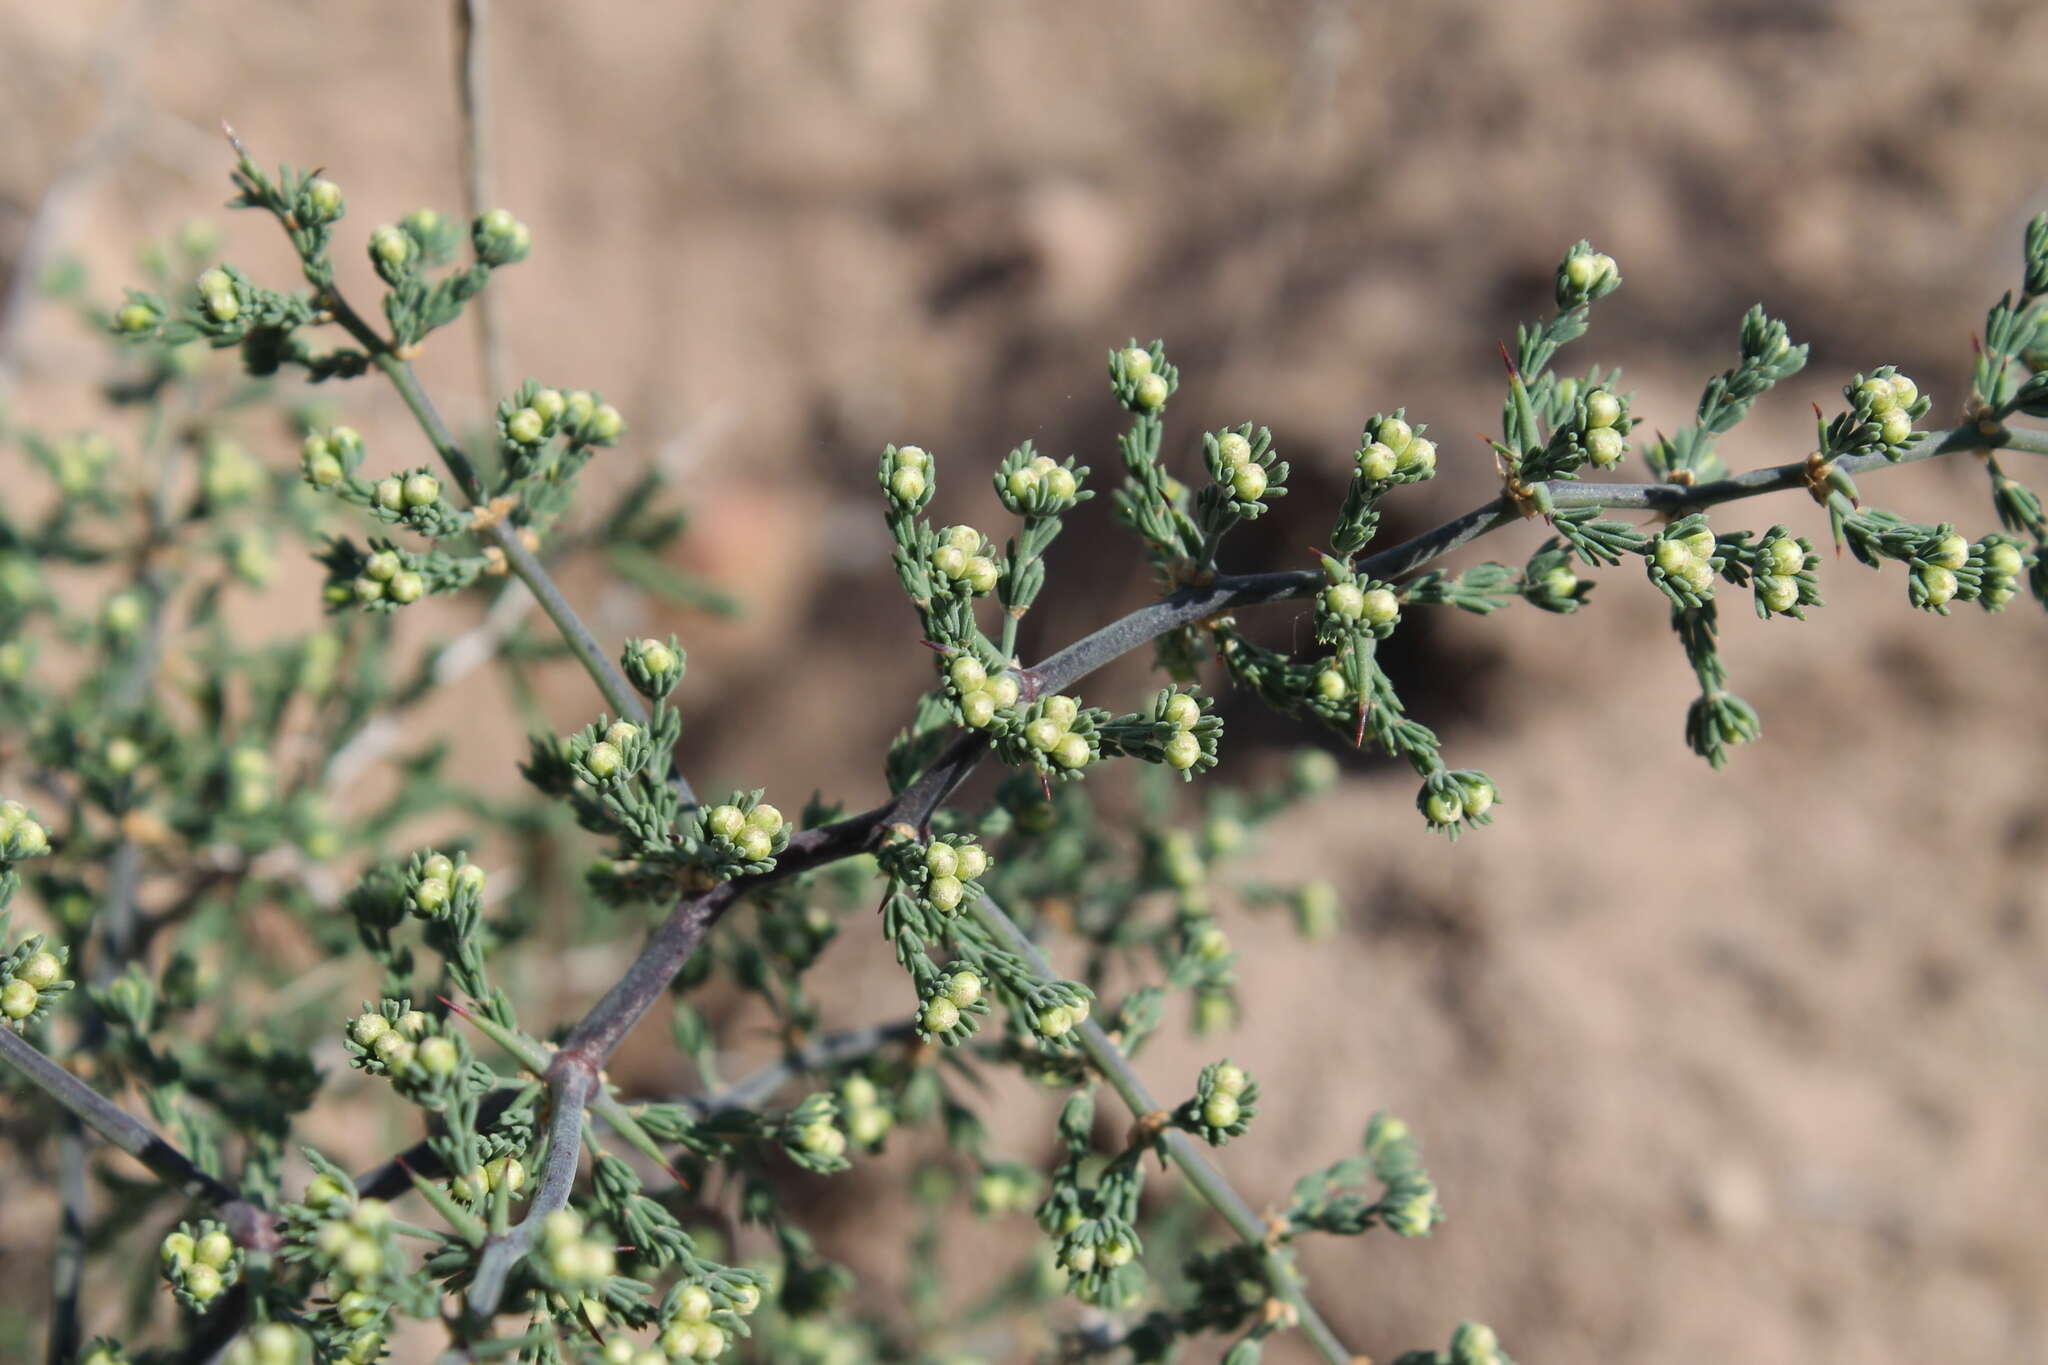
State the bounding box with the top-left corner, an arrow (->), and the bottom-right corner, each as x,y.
347,1004 -> 433,1079
299,425 -> 364,488
160,1219 -> 240,1309
1206,423 -> 1288,510
946,652 -> 1021,729
1031,989 -> 1092,1042
1181,1057 -> 1258,1145
337,538 -> 428,609
224,1322 -> 311,1365
919,966 -> 986,1041
880,443 -> 934,510
473,208 -> 533,266
1555,240 -> 1621,308
1316,557 -> 1402,644
1018,694 -> 1096,772
450,1153 -> 526,1203
837,1070 -> 895,1146
1109,340 -> 1177,413
1292,880 -> 1341,939
406,850 -> 486,917
998,447 -> 1087,515
623,635 -> 687,699
1,928 -> 69,1026
538,1207 -> 616,1289
916,836 -> 991,915
310,1198 -> 392,1284
1416,769 -> 1499,837
195,266 -> 242,324
929,524 -> 1001,596
1358,411 -> 1437,482
1648,519 -> 1720,602
0,798 -> 53,864
503,384 -> 622,449
101,588 -> 147,635
1751,531 -> 1817,618
650,1271 -> 760,1360
111,291 -> 166,336
1850,367 -> 1926,450
701,797 -> 788,870
223,745 -> 274,816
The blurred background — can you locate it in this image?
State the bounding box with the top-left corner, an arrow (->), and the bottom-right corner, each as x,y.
3,1 -> 2047,1360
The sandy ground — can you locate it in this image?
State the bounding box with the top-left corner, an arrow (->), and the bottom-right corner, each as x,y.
2,1 -> 2046,1360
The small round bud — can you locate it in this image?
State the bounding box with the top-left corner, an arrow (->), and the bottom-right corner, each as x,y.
373,478 -> 405,511
956,844 -> 989,880
924,842 -> 959,878
1026,717 -> 1065,752
1360,587 -> 1400,626
371,225 -> 414,267
304,450 -> 344,487
204,289 -> 240,323
694,1326 -> 727,1359
1375,417 -> 1414,453
989,674 -> 1021,708
102,592 -> 146,634
1929,533 -> 1969,570
893,444 -> 929,471
411,878 -> 449,915
1323,583 -> 1365,620
706,805 -> 746,840
1202,1093 -> 1241,1128
1767,538 -> 1806,575
1397,436 -> 1437,476
1757,575 -> 1798,613
1053,734 -> 1092,770
1211,1062 -> 1248,1096
364,550 -> 401,582
1888,373 -> 1919,408
1120,347 -> 1154,378
1357,441 -> 1399,481
1856,377 -> 1897,413
1046,466 -> 1078,500
890,466 -> 928,503
1163,732 -> 1202,771
1683,528 -> 1718,560
584,742 -> 622,780
161,1230 -> 196,1266
961,691 -> 997,728
388,572 -> 425,604
605,721 -> 641,749
506,408 -> 546,445
634,638 -> 678,676
949,656 -> 987,692
922,996 -> 961,1033
115,300 -> 161,333
351,1013 -> 390,1046
1230,464 -> 1268,501
1917,564 -> 1958,607
1035,1005 -> 1074,1038
1424,787 -> 1465,825
486,1155 -> 525,1193
735,827 -> 774,862
1006,466 -> 1042,499
1457,775 -> 1496,818
588,404 -> 624,442
1216,432 -> 1252,467
417,1036 -> 460,1077
195,1228 -> 236,1269
396,1009 -> 429,1038
927,875 -> 964,912
1583,390 -> 1622,429
1134,373 -> 1170,409
401,473 -> 441,507
530,388 -> 566,424
930,545 -> 968,580
944,971 -> 982,1007
1679,559 -> 1715,594
1987,542 -> 2024,577
1653,540 -> 1692,576
305,178 -> 345,219
1193,925 -> 1230,960
1879,407 -> 1915,446
749,803 -> 784,832
799,1122 -> 846,1158
1541,564 -> 1579,598
676,1283 -> 714,1322
2,978 -> 38,1019
1314,668 -> 1348,701
730,1282 -> 761,1315
1583,427 -> 1624,466
660,1327 -> 703,1359
183,1263 -> 224,1302
964,556 -> 1000,594
19,951 -> 63,989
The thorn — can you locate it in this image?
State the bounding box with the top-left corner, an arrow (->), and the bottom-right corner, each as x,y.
1811,401 -> 1824,419
437,994 -> 474,1020
1039,771 -> 1054,804
1353,702 -> 1367,751
220,122 -> 247,157
917,638 -> 947,654
1497,341 -> 1519,378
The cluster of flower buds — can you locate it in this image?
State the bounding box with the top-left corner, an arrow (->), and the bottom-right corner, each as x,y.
403,850 -> 487,918
450,1152 -> 527,1205
473,208 -> 533,267
309,1197 -> 393,1284
996,444 -> 1089,516
344,1002 -> 436,1079
500,381 -> 623,451
1906,529 -> 1982,612
697,794 -> 790,877
1205,423 -> 1288,512
904,834 -> 993,916
46,432 -> 117,499
1027,979 -> 1094,1045
644,1272 -> 762,1361
973,1161 -> 1043,1218
1555,240 -> 1622,309
1646,514 -> 1721,606
879,443 -> 935,512
917,965 -> 987,1043
1558,379 -> 1632,468
537,1207 -> 617,1291
112,290 -> 167,336
160,1220 -> 241,1311
1845,366 -> 1930,457
1002,694 -> 1105,778
1315,557 -> 1402,642
837,1071 -> 895,1147
1,929 -> 70,1027
1977,535 -> 2033,609
1178,1059 -> 1259,1146
194,266 -> 246,326
1354,411 -> 1439,484
299,426 -> 365,488
928,524 -> 1001,597
572,718 -> 653,788
782,1093 -> 851,1173
1126,687 -> 1222,777
1363,1112 -> 1443,1238
944,652 -> 1021,730
222,1322 -> 316,1365
1519,541 -> 1593,613
1416,769 -> 1499,838
367,465 -> 458,532
623,635 -> 687,699
0,799 -> 52,864
325,542 -> 427,611
1748,528 -> 1821,619
1109,341 -> 1177,413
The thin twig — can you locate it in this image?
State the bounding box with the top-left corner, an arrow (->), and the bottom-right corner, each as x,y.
466,1063 -> 593,1318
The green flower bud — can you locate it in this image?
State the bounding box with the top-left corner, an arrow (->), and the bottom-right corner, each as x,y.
1162,693 -> 1202,729
963,556 -> 1000,594
1357,441 -> 1398,480
102,591 -> 146,634
417,1036 -> 460,1077
588,404 -> 624,442
798,1121 -> 846,1157
1046,466 -> 1078,500
353,574 -> 386,604
1375,416 -> 1414,453
114,300 -> 162,333
1767,537 -> 1805,575
1026,717 -> 1065,752
1202,1093 -> 1241,1128
1053,734 -> 1092,770
204,288 -> 240,323
922,996 -> 961,1033
706,805 -> 746,839
675,1283 -> 714,1322
1679,558 -> 1715,594
1584,426 -> 1624,466
949,658 -> 988,695
1456,774 -> 1496,817
1314,668 -> 1348,701
927,875 -> 964,912
1928,533 -> 1969,570
455,863 -> 486,898
304,177 -> 345,221
585,742 -> 623,780
1035,1005 -> 1074,1038
944,970 -> 982,1007
1987,541 -> 2024,576
183,1262 -> 225,1302
1006,466 -> 1042,499
396,1009 -> 429,1038
1856,377 -> 1897,413
401,472 -> 440,507
506,407 -> 546,445
735,827 -> 774,862
364,550 -> 401,582
473,209 -> 532,266
1216,432 -> 1251,467
370,225 -> 414,268
730,1282 -> 761,1315
1879,407 -> 1915,446
961,691 -> 997,728
1916,564 -> 1958,607
1163,732 -> 1203,770
1193,925 -> 1230,960
195,1228 -> 236,1269
485,1155 -> 525,1192
387,572 -> 425,604
306,1172 -> 352,1212
2,979 -> 39,1019
372,1032 -> 415,1070
659,1327 -> 703,1359
1583,390 -> 1622,429
925,842 -> 959,878
1323,583 -> 1365,620
351,1198 -> 390,1230
1653,539 -> 1692,575
892,444 -> 929,471
956,844 -> 989,880
162,1230 -> 197,1266
1449,1322 -> 1501,1365
1757,575 -> 1798,613
1230,464 -> 1267,501
694,1325 -> 727,1359
303,450 -> 344,487
1424,787 -> 1465,826
373,477 -> 405,511
1098,1235 -> 1135,1268
1360,587 -> 1400,626
1212,1062 -> 1249,1096
1134,373 -> 1170,409
19,951 -> 63,989
749,803 -> 784,832
1120,347 -> 1154,378
1397,435 -> 1437,476
890,466 -> 927,503
1888,373 -> 1919,408
420,853 -> 455,883
635,639 -> 678,678
351,1013 -> 390,1046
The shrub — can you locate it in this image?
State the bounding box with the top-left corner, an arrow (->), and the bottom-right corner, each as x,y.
5,92 -> 2048,1365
